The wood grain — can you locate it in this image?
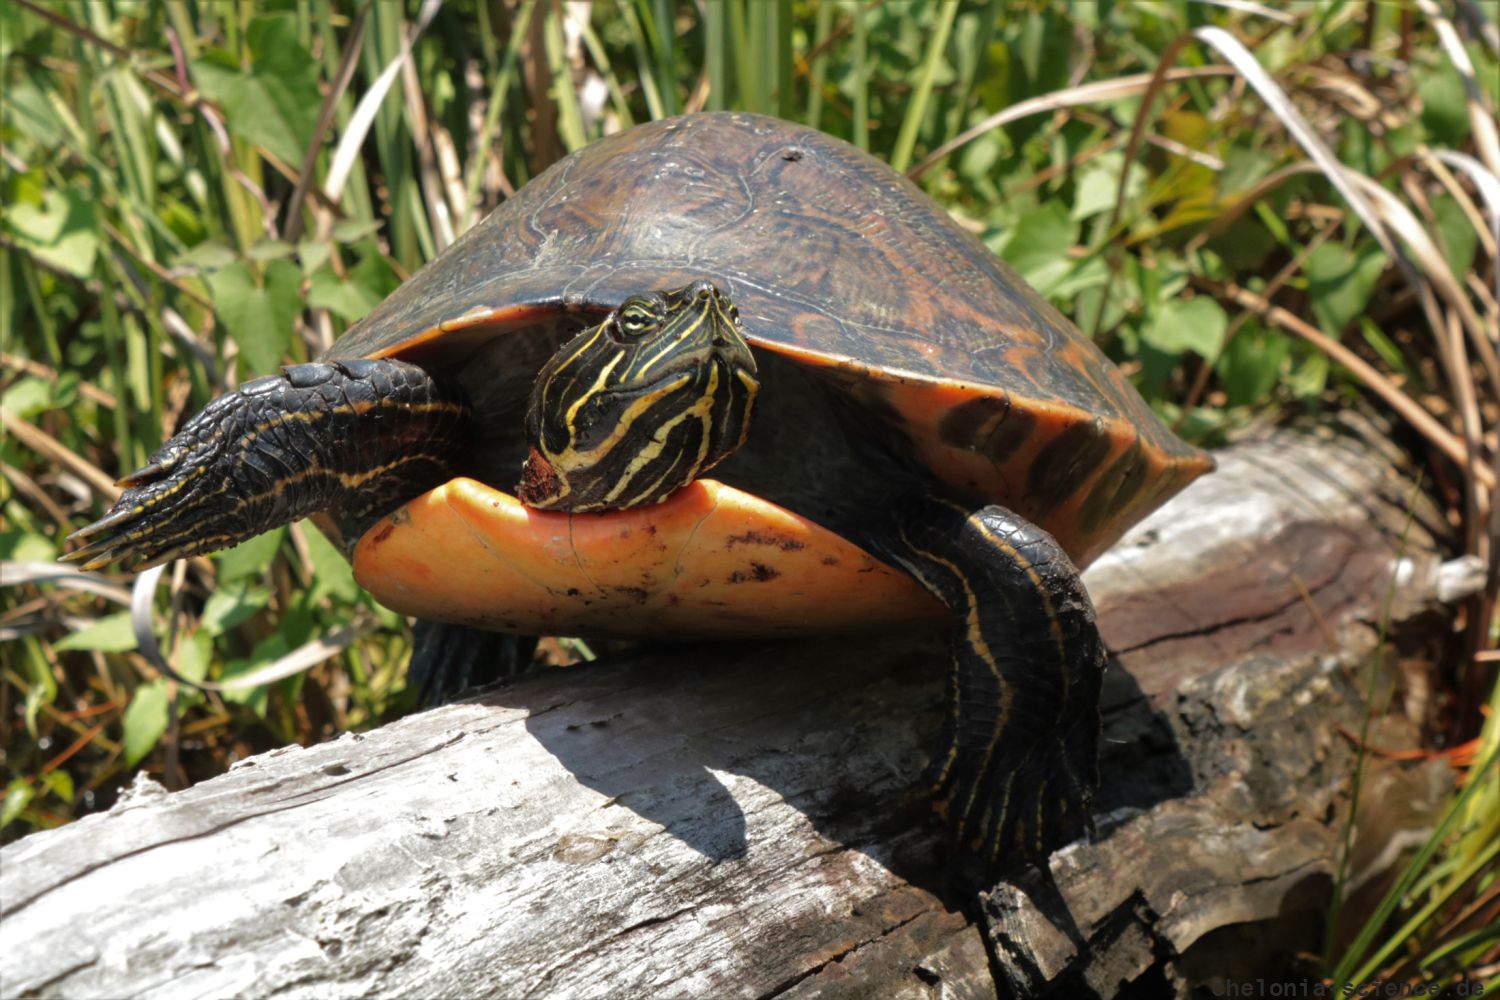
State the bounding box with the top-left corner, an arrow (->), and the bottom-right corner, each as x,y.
0,429 -> 1460,998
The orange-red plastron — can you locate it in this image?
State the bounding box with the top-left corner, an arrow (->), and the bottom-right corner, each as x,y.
354,477 -> 945,638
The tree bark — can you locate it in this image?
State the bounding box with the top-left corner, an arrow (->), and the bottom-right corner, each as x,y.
0,428 -> 1464,999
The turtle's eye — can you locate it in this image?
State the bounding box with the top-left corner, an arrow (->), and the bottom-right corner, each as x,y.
615,302 -> 658,339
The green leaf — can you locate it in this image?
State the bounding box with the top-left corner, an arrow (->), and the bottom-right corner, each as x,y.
221,636 -> 289,714
54,612 -> 137,653
1218,144 -> 1275,194
1305,243 -> 1385,336
215,526 -> 286,582
1071,153 -> 1134,221
193,14 -> 321,166
1339,116 -> 1390,177
2,372 -> 77,418
1,186 -> 98,278
1,376 -> 52,418
997,201 -> 1077,292
1418,63 -> 1469,146
2,781 -> 34,829
1285,345 -> 1329,400
1176,406 -> 1225,442
0,3 -> 25,61
1074,257 -> 1140,337
307,250 -> 400,323
1156,110 -> 1216,206
956,130 -> 1002,190
330,219 -> 384,244
1206,216 -> 1277,272
246,239 -> 296,262
1075,287 -> 1126,339
201,580 -> 272,636
1132,341 -> 1178,399
176,632 -> 213,685
1430,195 -> 1478,283
53,371 -> 80,409
175,239 -> 238,272
1013,8 -> 1070,102
1049,255 -> 1111,300
1143,261 -> 1189,313
1358,318 -> 1413,381
21,635 -> 55,735
41,768 -> 74,804
5,167 -> 45,210
0,528 -> 57,562
207,260 -> 302,374
297,239 -> 331,274
1215,320 -> 1288,408
2,76 -> 64,148
1143,296 -> 1227,360
303,525 -> 359,603
122,679 -> 170,766
160,196 -> 207,246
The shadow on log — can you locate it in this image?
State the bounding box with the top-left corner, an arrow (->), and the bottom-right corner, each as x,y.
0,427 -> 1466,998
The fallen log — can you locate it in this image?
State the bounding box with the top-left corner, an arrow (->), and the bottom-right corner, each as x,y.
0,428 -> 1466,998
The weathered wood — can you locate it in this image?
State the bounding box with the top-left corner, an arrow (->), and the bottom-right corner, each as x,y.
0,429 -> 1463,999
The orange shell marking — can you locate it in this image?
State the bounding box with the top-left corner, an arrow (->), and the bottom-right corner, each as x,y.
353,478 -> 946,639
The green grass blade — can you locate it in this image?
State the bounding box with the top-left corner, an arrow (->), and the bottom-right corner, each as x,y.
805,0 -> 836,129
617,1 -> 665,121
650,0 -> 678,117
706,0 -> 727,111
1331,738 -> 1500,983
544,5 -> 587,151
890,0 -> 958,173
1354,768 -> 1500,985
578,19 -> 637,131
747,0 -> 771,114
463,0 -> 536,223
776,0 -> 794,119
1324,478 -> 1424,968
17,259 -> 62,368
852,1 -> 868,150
1420,921 -> 1500,972
728,0 -> 752,113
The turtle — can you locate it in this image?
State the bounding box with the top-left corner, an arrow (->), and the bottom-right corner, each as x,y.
66,112 -> 1212,874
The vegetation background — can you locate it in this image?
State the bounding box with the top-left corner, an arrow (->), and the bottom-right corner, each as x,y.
1,0 -> 1496,986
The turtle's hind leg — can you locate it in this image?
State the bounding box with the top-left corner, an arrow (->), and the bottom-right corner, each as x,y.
870,498 -> 1104,880
64,359 -> 470,569
408,621 -> 540,704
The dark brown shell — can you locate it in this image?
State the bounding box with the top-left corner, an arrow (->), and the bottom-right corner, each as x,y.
328,113 -> 1210,564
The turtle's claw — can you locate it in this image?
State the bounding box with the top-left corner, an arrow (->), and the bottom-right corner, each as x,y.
63,518 -> 196,572
65,503 -> 139,544
62,503 -> 154,571
63,463 -> 190,571
115,461 -> 168,489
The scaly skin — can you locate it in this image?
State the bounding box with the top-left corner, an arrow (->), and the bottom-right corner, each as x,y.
517,281 -> 758,511
866,497 -> 1104,873
64,359 -> 469,569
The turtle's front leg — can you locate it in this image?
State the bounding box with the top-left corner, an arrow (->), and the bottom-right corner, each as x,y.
65,359 -> 470,570
869,498 -> 1105,877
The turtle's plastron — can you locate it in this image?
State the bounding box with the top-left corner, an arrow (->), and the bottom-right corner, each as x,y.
354,477 -> 946,638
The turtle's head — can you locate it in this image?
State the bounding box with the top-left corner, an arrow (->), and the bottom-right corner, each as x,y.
518,281 -> 759,511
